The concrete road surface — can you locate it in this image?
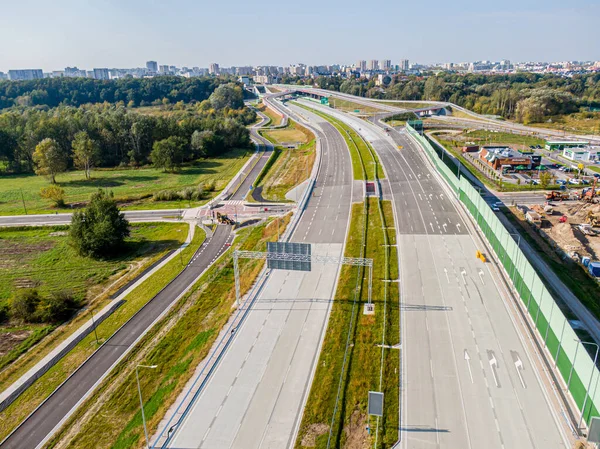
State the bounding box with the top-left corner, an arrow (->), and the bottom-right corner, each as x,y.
0,209 -> 181,226
302,102 -> 569,449
1,226 -> 233,449
161,103 -> 353,449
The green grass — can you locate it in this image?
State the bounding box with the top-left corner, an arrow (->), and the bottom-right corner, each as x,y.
45,215 -> 293,449
459,129 -> 546,147
0,224 -> 205,441
0,222 -> 188,376
589,166 -> 600,174
294,102 -> 383,181
528,112 -> 600,135
0,148 -> 251,215
328,98 -> 381,114
295,198 -> 399,448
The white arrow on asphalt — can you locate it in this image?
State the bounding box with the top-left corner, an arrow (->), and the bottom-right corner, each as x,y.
429,222 -> 435,233
478,269 -> 485,285
456,223 -> 462,231
442,223 -> 448,233
514,356 -> 526,389
460,268 -> 467,286
489,353 -> 499,387
444,267 -> 450,284
418,193 -> 422,201
464,350 -> 474,384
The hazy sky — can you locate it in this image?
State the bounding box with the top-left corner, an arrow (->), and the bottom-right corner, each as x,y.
1,0 -> 598,72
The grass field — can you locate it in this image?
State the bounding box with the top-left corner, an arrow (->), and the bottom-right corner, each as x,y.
0,225 -> 205,441
379,100 -> 437,109
588,165 -> 600,174
0,222 -> 187,375
294,199 -> 399,448
529,112 -> 600,136
257,120 -> 316,201
46,216 -> 292,449
329,98 -> 381,114
0,148 -> 251,215
257,103 -> 283,127
294,103 -> 383,181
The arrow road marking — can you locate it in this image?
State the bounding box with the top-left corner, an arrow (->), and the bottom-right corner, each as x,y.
444,268 -> 450,284
464,349 -> 474,384
478,269 -> 485,285
512,351 -> 526,389
442,223 -> 447,233
460,268 -> 467,286
488,350 -> 499,388
429,222 -> 435,233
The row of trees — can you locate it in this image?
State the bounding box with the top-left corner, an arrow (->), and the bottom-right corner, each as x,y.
0,76 -> 246,110
0,84 -> 254,174
307,73 -> 600,124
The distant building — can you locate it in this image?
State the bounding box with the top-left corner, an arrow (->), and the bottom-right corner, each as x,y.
0,72 -> 6,80
562,148 -> 591,162
64,67 -> 86,77
380,59 -> 391,71
254,75 -> 278,84
8,69 -> 43,81
479,146 -> 540,171
367,60 -> 379,71
93,68 -> 110,80
239,75 -> 251,85
400,59 -> 410,71
356,60 -> 367,72
146,61 -> 158,72
209,63 -> 220,75
159,65 -> 170,74
51,71 -> 65,78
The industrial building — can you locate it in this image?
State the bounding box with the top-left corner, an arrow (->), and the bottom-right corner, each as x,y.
479,146 -> 541,171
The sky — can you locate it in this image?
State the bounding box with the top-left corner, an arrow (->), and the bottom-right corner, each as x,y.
0,0 -> 598,72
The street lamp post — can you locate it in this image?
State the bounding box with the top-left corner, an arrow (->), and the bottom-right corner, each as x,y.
577,341 -> 599,430
136,364 -> 158,449
89,309 -> 99,345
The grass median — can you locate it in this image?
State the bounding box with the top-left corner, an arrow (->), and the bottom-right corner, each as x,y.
295,198 -> 399,449
0,223 -> 205,441
294,102 -> 383,181
46,215 -> 292,449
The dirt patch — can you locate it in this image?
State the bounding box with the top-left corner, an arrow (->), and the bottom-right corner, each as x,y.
0,330 -> 32,357
0,240 -> 54,256
49,231 -> 68,237
343,410 -> 368,449
301,423 -> 329,447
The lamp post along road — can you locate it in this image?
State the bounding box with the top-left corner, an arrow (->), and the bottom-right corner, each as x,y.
136,364 -> 158,449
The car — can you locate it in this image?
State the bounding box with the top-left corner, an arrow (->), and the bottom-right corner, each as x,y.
569,179 -> 580,185
557,179 -> 567,185
491,206 -> 500,211
536,145 -> 542,149
529,145 -> 535,149
493,201 -> 504,208
594,173 -> 600,179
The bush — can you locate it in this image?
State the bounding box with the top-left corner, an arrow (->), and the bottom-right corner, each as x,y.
40,185 -> 66,207
153,190 -> 182,201
203,180 -> 216,192
180,187 -> 195,201
36,290 -> 78,323
10,289 -> 41,323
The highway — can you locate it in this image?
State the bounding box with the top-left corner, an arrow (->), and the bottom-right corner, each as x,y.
0,225 -> 233,449
300,101 -> 569,449
159,101 -> 354,449
0,209 -> 181,226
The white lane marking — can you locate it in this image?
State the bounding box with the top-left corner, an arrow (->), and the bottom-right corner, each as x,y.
464,349 -> 474,384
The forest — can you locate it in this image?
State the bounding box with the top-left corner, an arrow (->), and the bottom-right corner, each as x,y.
292,72 -> 600,124
0,83 -> 255,173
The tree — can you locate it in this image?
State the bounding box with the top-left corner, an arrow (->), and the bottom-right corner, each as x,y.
539,171 -> 552,188
191,130 -> 216,158
10,289 -> 41,323
40,185 -> 66,207
209,83 -> 244,110
33,138 -> 67,183
69,189 -> 130,258
36,290 -> 78,323
150,136 -> 187,171
72,131 -> 99,179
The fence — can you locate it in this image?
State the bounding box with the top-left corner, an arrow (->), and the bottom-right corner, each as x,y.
406,123 -> 600,427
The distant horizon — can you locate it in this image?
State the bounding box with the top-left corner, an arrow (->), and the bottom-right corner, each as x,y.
1,0 -> 598,74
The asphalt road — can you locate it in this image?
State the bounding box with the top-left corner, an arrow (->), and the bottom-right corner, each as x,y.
1,225 -> 233,449
0,209 -> 182,226
162,102 -> 353,449
303,103 -> 569,449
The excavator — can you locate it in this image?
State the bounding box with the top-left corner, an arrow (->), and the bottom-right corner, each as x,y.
581,178 -> 599,203
216,212 -> 236,225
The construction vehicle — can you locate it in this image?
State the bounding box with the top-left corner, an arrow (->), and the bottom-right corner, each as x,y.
545,191 -> 570,201
586,211 -> 599,227
581,178 -> 599,203
216,212 -> 235,225
559,215 -> 568,223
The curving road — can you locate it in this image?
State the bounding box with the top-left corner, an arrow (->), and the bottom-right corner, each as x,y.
0,226 -> 233,449
159,101 -> 354,449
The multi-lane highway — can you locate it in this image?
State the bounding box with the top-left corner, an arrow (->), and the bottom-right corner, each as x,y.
157,101 -> 354,449
300,101 -> 569,448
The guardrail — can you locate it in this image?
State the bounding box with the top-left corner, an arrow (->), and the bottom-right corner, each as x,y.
406,123 -> 600,429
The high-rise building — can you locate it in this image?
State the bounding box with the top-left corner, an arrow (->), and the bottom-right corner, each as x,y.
400,59 -> 410,71
93,68 -> 110,80
380,59 -> 392,71
209,63 -> 220,75
368,60 -> 379,71
8,69 -> 43,81
146,61 -> 158,72
356,60 -> 367,72
0,72 -> 7,80
159,65 -> 170,74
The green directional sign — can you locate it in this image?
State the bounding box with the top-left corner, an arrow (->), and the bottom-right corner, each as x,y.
320,97 -> 329,105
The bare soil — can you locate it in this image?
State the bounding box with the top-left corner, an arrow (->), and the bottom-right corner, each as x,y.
343,410 -> 368,449
300,423 -> 329,447
0,330 -> 32,357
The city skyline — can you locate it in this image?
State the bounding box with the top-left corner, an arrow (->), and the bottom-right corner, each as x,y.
1,0 -> 598,73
